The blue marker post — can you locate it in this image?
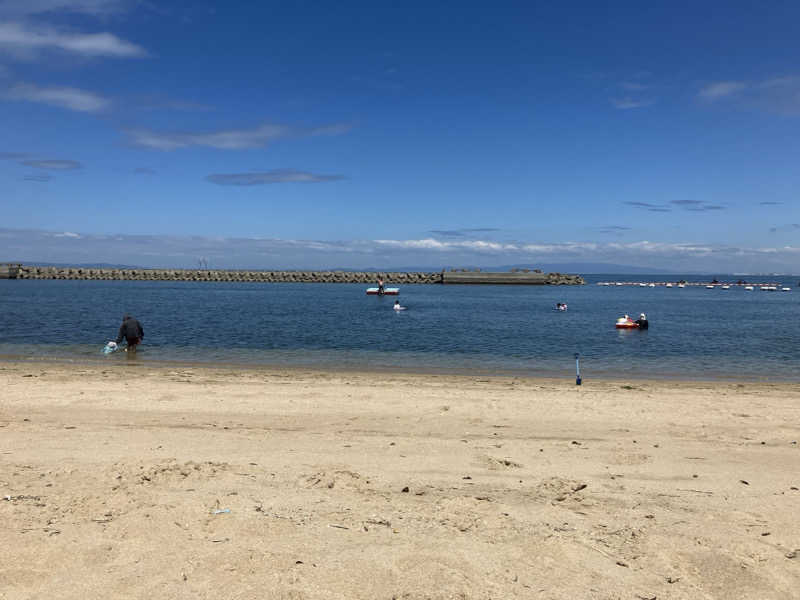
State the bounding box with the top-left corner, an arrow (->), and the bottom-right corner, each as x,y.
574,352 -> 582,385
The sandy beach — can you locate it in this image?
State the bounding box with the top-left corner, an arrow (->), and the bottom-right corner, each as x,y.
1,361 -> 798,599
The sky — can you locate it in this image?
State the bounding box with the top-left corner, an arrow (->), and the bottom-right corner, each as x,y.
1,0 -> 799,272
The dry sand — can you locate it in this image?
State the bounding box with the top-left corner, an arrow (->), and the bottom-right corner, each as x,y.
1,361 -> 798,599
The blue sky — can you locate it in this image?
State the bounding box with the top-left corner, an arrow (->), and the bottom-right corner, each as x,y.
1,1 -> 799,271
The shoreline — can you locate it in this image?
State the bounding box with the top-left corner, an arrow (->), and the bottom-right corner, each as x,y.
2,360 -> 799,598
0,354 -> 797,384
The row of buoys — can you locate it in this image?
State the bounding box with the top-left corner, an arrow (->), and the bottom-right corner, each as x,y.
599,282 -> 789,290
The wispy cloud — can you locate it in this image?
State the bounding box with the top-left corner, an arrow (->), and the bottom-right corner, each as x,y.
0,22 -> 147,59
670,199 -> 727,212
698,81 -> 747,100
610,97 -> 654,109
23,174 -> 52,182
0,151 -> 29,160
699,76 -> 800,115
4,82 -> 110,112
596,225 -> 633,235
620,82 -> 649,91
22,159 -> 82,170
624,201 -> 671,212
429,228 -> 501,238
769,224 -> 800,233
4,228 -> 800,272
0,0 -> 131,18
205,169 -> 345,186
125,122 -> 351,151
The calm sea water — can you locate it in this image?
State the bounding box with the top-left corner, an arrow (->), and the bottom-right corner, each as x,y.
1,275 -> 798,380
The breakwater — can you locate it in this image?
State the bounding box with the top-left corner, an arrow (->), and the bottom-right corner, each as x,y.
11,265 -> 584,285
0,264 -> 21,279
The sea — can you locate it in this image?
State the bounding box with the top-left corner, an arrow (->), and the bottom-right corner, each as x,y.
1,275 -> 798,381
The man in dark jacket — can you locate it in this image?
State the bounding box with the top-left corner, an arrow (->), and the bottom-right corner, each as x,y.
116,314 -> 144,351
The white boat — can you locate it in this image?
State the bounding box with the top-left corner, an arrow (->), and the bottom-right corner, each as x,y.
760,286 -> 777,291
721,285 -> 730,290
665,283 -> 673,288
366,287 -> 399,295
648,283 -> 656,287
744,286 -> 754,291
677,284 -> 685,288
706,285 -> 715,289
782,287 -> 791,292
616,282 -> 624,286
639,283 -> 647,287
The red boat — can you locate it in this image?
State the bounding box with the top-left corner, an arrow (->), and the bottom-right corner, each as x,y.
366,287 -> 399,295
615,317 -> 639,329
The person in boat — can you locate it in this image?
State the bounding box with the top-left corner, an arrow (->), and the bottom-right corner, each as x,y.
377,278 -> 385,295
635,313 -> 649,329
115,313 -> 144,352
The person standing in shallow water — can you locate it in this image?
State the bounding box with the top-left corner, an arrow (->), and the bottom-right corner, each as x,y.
116,314 -> 144,352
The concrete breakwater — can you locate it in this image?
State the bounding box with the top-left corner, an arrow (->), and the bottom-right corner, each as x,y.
12,265 -> 584,285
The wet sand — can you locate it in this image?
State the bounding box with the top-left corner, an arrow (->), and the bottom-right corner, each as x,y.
1,361 -> 799,599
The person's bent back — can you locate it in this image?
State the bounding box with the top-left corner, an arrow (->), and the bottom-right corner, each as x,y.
116,314 -> 144,351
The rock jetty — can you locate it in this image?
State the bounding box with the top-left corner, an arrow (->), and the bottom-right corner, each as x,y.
11,265 -> 584,285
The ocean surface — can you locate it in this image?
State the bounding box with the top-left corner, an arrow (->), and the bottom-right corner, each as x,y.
1,275 -> 798,380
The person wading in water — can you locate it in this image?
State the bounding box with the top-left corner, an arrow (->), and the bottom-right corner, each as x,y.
116,314 -> 144,352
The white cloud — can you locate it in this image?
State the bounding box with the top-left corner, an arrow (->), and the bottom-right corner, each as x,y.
5,83 -> 110,112
698,76 -> 800,115
610,97 -> 654,109
0,22 -> 147,59
126,122 -> 351,151
126,123 -> 290,150
698,81 -> 747,100
0,0 -> 130,17
4,229 -> 800,272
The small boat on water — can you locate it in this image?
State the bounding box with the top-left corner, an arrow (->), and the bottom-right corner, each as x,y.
760,286 -> 778,292
648,283 -> 656,287
677,283 -> 685,288
706,285 -> 715,289
721,285 -> 730,290
366,287 -> 399,295
639,283 -> 647,287
744,286 -> 754,291
781,287 -> 791,292
615,317 -> 639,329
665,283 -> 673,288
